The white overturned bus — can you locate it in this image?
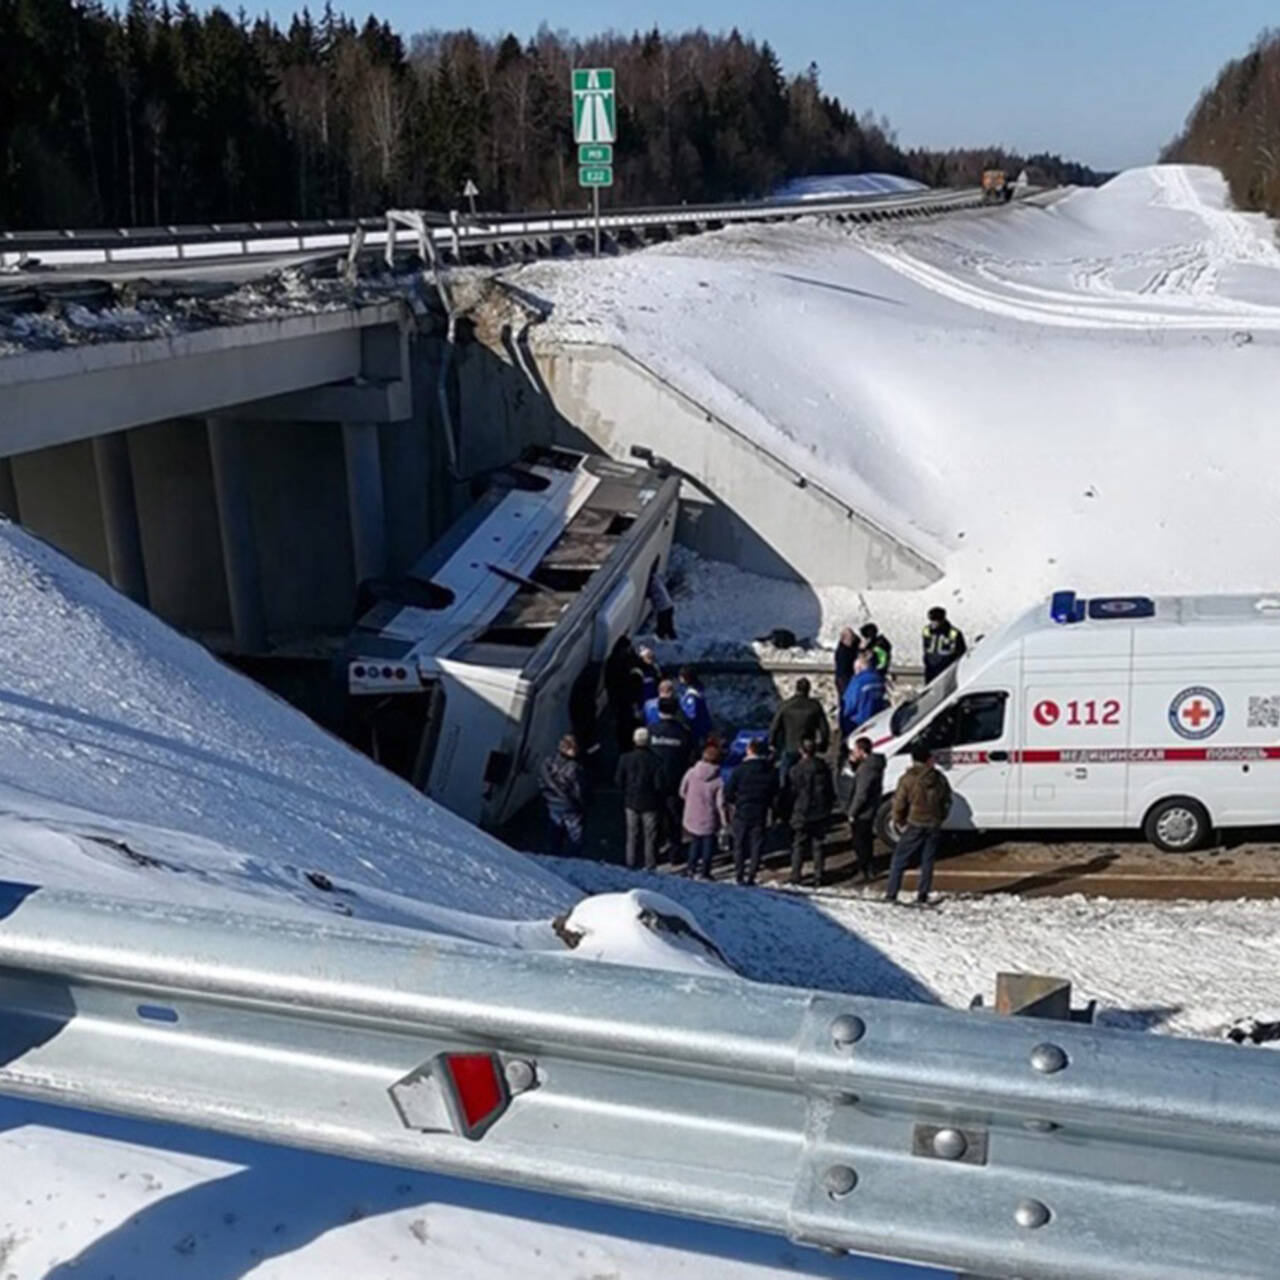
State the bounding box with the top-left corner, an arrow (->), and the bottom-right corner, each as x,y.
853,590 -> 1280,852
344,447 -> 679,828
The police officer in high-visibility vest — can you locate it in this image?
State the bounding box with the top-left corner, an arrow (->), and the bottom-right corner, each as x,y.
922,606 -> 967,684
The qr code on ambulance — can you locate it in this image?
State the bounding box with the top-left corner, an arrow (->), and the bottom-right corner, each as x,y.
1248,696 -> 1280,729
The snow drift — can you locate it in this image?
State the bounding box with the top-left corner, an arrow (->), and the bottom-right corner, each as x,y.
517,164 -> 1280,647
0,517 -> 575,937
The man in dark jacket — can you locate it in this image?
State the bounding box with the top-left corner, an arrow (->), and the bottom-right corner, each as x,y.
604,636 -> 643,751
846,736 -> 885,882
615,727 -> 666,871
834,628 -> 859,703
723,737 -> 779,886
787,739 -> 834,886
539,734 -> 588,856
922,607 -> 967,684
769,678 -> 830,777
648,697 -> 693,857
886,744 -> 953,904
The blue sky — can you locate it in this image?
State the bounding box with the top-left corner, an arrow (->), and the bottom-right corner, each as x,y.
250,0 -> 1275,170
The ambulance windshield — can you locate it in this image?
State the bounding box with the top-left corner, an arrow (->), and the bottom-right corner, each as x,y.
890,664 -> 959,739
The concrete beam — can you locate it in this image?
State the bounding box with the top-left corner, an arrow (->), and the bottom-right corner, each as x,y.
342,422 -> 387,583
0,303 -> 405,455
206,416 -> 267,653
91,431 -> 149,605
219,379 -> 410,424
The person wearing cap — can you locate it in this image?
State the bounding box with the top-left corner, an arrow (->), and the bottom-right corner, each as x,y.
860,621 -> 892,674
922,607 -> 966,684
614,726 -> 667,871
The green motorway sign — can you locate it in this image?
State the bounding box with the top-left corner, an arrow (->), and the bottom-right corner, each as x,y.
579,143 -> 613,165
579,165 -> 613,188
572,68 -> 616,145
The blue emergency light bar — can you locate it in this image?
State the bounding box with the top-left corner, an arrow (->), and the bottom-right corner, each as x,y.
1050,589 -> 1086,624
1051,591 -> 1156,624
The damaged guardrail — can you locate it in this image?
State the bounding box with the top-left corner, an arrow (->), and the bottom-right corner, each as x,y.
0,886 -> 1274,1280
1,187 -> 987,270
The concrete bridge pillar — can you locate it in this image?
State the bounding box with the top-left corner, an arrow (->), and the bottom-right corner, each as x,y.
341,421 -> 387,584
92,430 -> 149,606
206,416 -> 267,653
0,457 -> 20,522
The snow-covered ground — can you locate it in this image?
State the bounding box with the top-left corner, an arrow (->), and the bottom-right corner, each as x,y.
553,860 -> 1280,1042
0,519 -> 576,940
515,164 -> 1280,648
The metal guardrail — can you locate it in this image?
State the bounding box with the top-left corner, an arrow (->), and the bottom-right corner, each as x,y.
0,887 -> 1276,1279
0,187 -> 987,270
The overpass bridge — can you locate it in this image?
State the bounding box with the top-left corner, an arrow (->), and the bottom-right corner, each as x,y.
0,185 -> 1001,659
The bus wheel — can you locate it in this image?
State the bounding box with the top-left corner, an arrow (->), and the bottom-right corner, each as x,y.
874,798 -> 903,847
1143,797 -> 1210,853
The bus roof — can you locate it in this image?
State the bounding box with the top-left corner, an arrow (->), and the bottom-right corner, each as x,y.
348,447 -> 672,672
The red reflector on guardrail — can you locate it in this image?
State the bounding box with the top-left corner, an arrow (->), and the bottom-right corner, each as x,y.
443,1053 -> 507,1134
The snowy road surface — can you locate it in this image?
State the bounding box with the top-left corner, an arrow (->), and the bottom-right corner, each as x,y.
515,164 -> 1280,647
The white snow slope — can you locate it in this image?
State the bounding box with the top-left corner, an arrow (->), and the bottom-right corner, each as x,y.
0,518 -> 575,940
517,164 -> 1280,645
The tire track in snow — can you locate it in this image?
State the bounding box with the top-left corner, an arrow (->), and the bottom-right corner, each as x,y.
862,167 -> 1280,330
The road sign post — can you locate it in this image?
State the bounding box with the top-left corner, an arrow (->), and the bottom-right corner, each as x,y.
573,68 -> 615,257
461,178 -> 479,218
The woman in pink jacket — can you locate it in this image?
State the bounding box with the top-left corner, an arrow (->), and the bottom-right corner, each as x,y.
679,743 -> 728,879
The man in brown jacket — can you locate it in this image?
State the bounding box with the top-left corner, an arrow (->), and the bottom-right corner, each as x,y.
885,744 -> 952,904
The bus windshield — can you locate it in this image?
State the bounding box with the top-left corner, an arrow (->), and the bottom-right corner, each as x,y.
890,664 -> 959,740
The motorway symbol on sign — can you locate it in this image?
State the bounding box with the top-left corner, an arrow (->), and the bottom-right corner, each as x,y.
573,68 -> 616,144
579,166 -> 613,188
579,143 -> 613,165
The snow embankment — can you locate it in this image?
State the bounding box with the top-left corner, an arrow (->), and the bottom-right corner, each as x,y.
515,164 -> 1280,648
773,172 -> 927,200
0,518 -> 574,939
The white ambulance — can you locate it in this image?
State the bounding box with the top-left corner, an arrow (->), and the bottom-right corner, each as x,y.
855,590 -> 1280,852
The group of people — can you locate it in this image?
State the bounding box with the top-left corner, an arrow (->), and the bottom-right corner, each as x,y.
539,603 -> 969,900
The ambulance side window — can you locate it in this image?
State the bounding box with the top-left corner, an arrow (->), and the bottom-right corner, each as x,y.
914,691 -> 1007,752
953,692 -> 1007,745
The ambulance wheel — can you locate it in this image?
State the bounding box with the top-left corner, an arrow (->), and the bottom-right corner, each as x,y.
1143,797 -> 1210,853
874,798 -> 903,847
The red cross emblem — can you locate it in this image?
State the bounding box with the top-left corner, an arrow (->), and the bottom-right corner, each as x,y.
1169,686 -> 1223,740
1181,699 -> 1212,729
